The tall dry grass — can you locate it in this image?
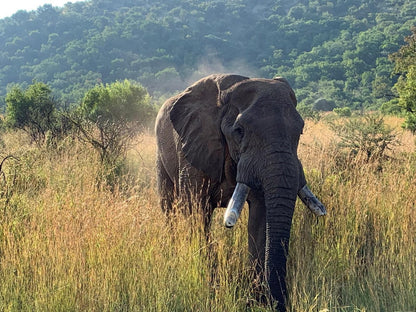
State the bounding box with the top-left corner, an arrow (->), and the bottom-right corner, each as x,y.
0,116 -> 415,311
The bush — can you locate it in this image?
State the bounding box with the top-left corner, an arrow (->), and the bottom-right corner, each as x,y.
333,107 -> 352,117
297,105 -> 321,122
380,99 -> 403,116
5,82 -> 57,145
402,112 -> 416,134
329,114 -> 397,162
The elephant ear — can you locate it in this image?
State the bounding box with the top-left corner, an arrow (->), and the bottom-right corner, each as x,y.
170,75 -> 246,181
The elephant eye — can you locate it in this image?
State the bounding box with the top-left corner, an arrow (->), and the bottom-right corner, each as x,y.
233,125 -> 244,143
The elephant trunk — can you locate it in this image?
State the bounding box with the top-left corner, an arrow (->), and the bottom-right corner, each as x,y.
262,156 -> 299,311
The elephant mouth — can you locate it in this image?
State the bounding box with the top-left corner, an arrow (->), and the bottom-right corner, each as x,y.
223,183 -> 326,228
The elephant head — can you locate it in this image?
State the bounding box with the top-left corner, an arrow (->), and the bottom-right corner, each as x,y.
167,74 -> 325,310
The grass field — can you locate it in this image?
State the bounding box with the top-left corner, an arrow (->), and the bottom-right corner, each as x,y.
0,115 -> 415,311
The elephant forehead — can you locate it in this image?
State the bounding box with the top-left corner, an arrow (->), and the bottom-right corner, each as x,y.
239,102 -> 304,136
236,78 -> 291,93
240,99 -> 299,122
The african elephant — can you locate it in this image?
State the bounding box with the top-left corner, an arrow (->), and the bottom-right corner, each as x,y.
155,74 -> 326,311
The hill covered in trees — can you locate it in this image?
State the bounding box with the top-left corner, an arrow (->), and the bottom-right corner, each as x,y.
1,0 -> 416,109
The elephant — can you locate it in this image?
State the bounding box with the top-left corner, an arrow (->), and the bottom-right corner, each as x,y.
155,74 -> 326,311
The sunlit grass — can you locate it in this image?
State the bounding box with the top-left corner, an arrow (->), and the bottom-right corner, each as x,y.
0,117 -> 415,311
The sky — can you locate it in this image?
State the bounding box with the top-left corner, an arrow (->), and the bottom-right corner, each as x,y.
0,0 -> 86,19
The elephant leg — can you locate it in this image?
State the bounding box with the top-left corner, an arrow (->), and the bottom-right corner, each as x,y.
247,191 -> 266,290
188,178 -> 216,237
203,200 -> 215,236
178,153 -> 216,234
156,156 -> 175,216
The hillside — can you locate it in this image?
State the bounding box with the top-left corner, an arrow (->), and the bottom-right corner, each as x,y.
0,0 -> 416,108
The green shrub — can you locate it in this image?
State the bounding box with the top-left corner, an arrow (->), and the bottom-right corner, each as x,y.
329,114 -> 397,162
333,107 -> 352,117
5,82 -> 57,145
402,112 -> 416,134
297,105 -> 321,122
380,99 -> 403,116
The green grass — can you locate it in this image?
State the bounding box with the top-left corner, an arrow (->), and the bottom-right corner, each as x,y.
0,119 -> 415,311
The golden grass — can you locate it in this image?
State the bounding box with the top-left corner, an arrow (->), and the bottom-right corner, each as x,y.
0,117 -> 415,311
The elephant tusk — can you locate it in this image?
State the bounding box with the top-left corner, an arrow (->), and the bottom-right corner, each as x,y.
298,185 -> 327,216
224,183 -> 250,228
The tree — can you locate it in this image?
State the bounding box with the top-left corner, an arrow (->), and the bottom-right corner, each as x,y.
0,0 -> 415,109
5,82 -> 56,144
397,65 -> 416,133
74,80 -> 155,184
390,27 -> 416,74
389,27 -> 416,133
80,79 -> 154,126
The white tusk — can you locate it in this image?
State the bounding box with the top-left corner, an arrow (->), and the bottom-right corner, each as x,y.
298,185 -> 327,216
224,183 -> 250,228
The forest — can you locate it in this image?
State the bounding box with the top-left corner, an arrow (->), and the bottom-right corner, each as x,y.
0,0 -> 416,111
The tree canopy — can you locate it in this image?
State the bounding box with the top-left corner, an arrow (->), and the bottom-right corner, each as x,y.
73,79 -> 155,172
5,82 -> 57,143
0,0 -> 416,109
389,27 -> 416,132
81,79 -> 153,126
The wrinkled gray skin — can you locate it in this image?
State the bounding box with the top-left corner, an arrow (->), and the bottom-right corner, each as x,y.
155,74 -> 310,311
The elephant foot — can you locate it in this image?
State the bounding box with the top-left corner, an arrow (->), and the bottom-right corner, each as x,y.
246,290 -> 286,312
247,275 -> 277,309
